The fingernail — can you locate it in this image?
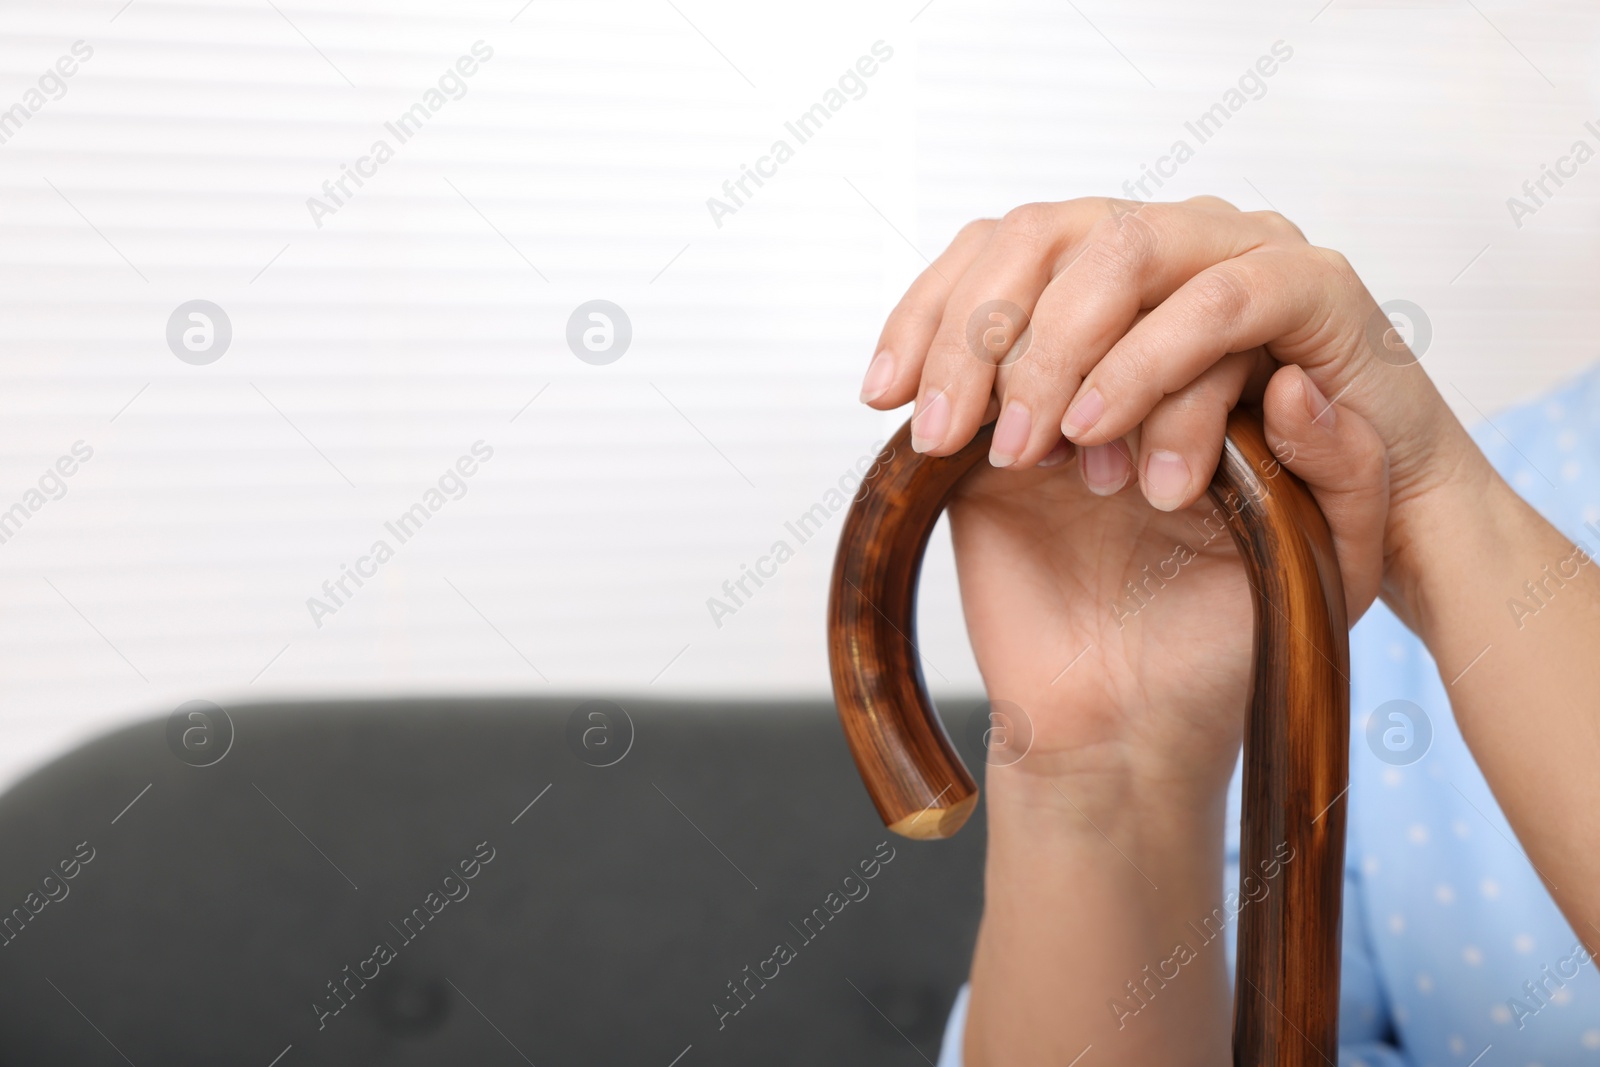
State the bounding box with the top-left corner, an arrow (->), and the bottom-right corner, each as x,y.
1143,449 -> 1190,511
1037,439 -> 1070,468
1303,372 -> 1337,428
911,389 -> 950,453
860,348 -> 896,403
1062,388 -> 1105,439
989,401 -> 1031,467
1080,441 -> 1129,495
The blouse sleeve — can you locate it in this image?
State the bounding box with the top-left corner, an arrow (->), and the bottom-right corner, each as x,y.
935,982 -> 969,1067
1332,830 -> 1411,1066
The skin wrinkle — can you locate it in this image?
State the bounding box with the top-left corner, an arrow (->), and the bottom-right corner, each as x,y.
1076,253 -> 1307,449
1089,212 -> 1164,289
995,202 -> 1059,245
989,204 -> 1309,467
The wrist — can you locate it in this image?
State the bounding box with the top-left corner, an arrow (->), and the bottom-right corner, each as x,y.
1392,453 -> 1582,687
984,758 -> 1229,854
1378,419 -> 1501,633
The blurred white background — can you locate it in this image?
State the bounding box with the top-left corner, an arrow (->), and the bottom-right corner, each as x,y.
0,0 -> 1596,789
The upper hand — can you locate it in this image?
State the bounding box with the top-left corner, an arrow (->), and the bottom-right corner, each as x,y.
861,195 -> 1479,628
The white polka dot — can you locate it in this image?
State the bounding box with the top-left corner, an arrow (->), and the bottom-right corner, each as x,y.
1463,945 -> 1484,965
1558,430 -> 1578,451
1453,820 -> 1472,839
1362,854 -> 1381,876
1514,933 -> 1536,954
1564,461 -> 1582,482
1389,913 -> 1406,934
1491,1003 -> 1513,1024
1409,823 -> 1430,845
1417,972 -> 1435,993
1394,1005 -> 1409,1025
1584,505 -> 1600,525
1383,767 -> 1404,787
1516,470 -> 1535,489
1387,641 -> 1408,662
1436,884 -> 1456,904
1551,986 -> 1573,1006
1548,401 -> 1567,421
1482,878 -> 1501,899
1581,1029 -> 1600,1049
1449,1035 -> 1467,1054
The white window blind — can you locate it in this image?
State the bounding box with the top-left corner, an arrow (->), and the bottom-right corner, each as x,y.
0,0 -> 1596,789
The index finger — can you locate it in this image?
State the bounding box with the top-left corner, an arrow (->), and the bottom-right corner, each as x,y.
862,219 -> 997,409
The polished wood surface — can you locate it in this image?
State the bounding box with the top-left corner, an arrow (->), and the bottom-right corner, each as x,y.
827,410 -> 1349,1066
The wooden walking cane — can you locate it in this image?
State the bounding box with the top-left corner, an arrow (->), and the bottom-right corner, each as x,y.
828,410 -> 1350,1066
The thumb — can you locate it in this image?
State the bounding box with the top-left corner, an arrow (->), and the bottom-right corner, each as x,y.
1262,364 -> 1389,623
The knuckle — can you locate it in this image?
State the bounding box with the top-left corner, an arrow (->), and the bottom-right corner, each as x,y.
1350,426 -> 1389,480
1185,194 -> 1240,213
1310,245 -> 1356,282
1323,441 -> 1387,497
1156,388 -> 1206,420
1007,336 -> 1066,383
1192,375 -> 1238,417
995,201 -> 1058,245
1187,264 -> 1253,325
1162,373 -> 1233,424
1104,346 -> 1157,394
925,317 -> 968,362
1358,449 -> 1388,487
1086,210 -> 1159,280
890,285 -> 944,331
956,217 -> 998,244
1249,209 -> 1306,243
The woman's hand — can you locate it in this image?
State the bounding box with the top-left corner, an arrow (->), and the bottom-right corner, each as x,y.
938,386 -> 1379,799
858,196 -> 1463,801
858,197 -> 1479,1065
862,197 -> 1484,632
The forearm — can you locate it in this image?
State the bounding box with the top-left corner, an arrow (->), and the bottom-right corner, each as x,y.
964,766 -> 1232,1067
1398,460 -> 1600,946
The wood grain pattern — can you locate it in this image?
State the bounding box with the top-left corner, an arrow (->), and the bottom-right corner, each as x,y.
826,423 -> 988,840
827,409 -> 1349,1066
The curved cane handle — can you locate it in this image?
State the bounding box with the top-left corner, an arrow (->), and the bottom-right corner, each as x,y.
827,410 -> 1350,1065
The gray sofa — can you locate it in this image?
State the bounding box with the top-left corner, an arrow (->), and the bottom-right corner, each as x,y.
0,698 -> 988,1065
